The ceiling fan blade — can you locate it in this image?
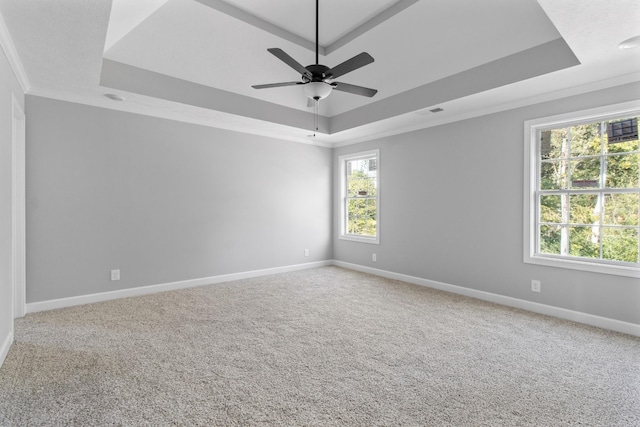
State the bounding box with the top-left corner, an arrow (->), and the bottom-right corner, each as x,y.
252,81 -> 303,89
332,82 -> 378,97
327,52 -> 374,79
268,48 -> 312,79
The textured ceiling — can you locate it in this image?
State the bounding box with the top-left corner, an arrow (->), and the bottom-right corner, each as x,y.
1,0 -> 639,146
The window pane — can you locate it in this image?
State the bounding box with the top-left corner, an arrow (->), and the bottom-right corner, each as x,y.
570,123 -> 601,157
347,177 -> 375,197
347,158 -> 376,176
602,227 -> 639,263
568,226 -> 600,259
531,110 -> 640,271
570,158 -> 600,189
540,128 -> 567,160
604,193 -> 639,226
362,199 -> 377,236
606,135 -> 639,153
347,198 -> 364,233
540,161 -> 568,190
341,150 -> 379,242
539,224 -> 563,254
605,153 -> 639,189
540,195 -> 563,223
346,158 -> 377,197
346,198 -> 377,236
605,117 -> 639,152
569,194 -> 599,225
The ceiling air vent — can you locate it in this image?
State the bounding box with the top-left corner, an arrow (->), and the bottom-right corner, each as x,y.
415,107 -> 444,116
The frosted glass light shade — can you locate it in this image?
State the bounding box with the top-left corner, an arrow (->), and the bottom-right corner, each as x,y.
303,82 -> 332,100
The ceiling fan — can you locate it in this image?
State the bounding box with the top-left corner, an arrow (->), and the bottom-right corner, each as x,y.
251,0 -> 378,102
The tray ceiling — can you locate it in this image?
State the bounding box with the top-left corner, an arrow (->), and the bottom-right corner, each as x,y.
1,0 -> 638,145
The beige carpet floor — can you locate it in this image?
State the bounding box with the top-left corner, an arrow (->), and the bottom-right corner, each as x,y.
0,266 -> 639,426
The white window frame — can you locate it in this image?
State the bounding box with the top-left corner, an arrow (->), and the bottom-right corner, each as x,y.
339,149 -> 380,244
524,100 -> 640,278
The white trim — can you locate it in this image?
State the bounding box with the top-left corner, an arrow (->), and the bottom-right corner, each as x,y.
21,259 -> 640,337
27,87 -> 335,148
524,99 -> 640,131
16,71 -> 640,150
333,260 -> 640,337
0,331 -> 13,368
523,100 -> 640,278
339,234 -> 380,244
0,11 -> 30,92
332,72 -> 640,148
11,94 -> 26,318
26,261 -> 332,313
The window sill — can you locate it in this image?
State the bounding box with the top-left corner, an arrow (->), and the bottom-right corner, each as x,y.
339,234 -> 380,245
524,254 -> 640,278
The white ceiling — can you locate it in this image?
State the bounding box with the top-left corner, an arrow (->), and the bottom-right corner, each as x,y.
220,0 -> 397,47
1,0 -> 639,146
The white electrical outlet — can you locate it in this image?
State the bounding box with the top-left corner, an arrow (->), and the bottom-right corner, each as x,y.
304,249 -> 309,257
111,269 -> 120,281
372,253 -> 377,262
531,280 -> 541,293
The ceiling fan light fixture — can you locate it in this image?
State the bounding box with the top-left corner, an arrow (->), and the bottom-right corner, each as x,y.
251,0 -> 376,101
303,81 -> 333,100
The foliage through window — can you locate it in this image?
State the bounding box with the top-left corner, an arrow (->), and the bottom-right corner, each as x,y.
340,150 -> 379,243
525,104 -> 639,277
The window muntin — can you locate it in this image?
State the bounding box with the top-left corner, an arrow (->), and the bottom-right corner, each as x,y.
525,103 -> 640,277
340,150 -> 379,244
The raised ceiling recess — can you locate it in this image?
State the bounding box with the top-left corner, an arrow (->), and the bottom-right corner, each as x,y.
2,0 -> 638,144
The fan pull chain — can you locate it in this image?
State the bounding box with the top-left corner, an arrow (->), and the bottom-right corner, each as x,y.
313,99 -> 319,137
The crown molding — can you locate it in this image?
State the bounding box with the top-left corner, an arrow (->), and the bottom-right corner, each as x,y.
0,10 -> 30,92
24,70 -> 640,150
26,86 -> 335,148
330,72 -> 640,147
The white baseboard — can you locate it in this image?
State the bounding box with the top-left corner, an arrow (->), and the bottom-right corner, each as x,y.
23,259 -> 639,337
26,260 -> 332,314
334,261 -> 640,337
0,330 -> 13,368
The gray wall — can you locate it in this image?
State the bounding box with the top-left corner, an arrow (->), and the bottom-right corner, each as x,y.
334,82 -> 640,325
26,96 -> 332,302
0,44 -> 24,355
21,82 -> 640,326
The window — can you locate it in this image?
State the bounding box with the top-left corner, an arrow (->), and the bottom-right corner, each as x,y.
524,102 -> 640,278
339,149 -> 379,244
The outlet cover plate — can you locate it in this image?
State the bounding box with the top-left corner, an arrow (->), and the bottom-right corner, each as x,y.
531,280 -> 541,292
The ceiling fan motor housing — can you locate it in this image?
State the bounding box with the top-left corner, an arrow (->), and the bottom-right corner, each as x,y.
304,64 -> 332,82
302,64 -> 334,100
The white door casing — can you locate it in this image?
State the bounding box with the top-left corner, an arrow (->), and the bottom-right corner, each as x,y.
11,93 -> 25,318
